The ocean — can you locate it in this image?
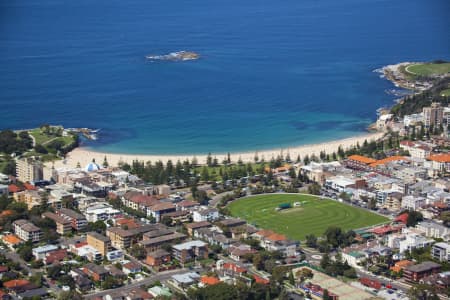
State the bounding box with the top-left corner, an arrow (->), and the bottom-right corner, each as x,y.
0,0 -> 449,154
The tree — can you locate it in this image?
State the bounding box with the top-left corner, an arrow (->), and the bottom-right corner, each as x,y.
129,244 -> 146,260
320,253 -> 331,270
295,268 -> 313,283
343,268 -> 357,278
305,234 -> 317,248
18,244 -> 33,262
407,210 -> 423,227
308,183 -> 321,195
288,271 -> 295,285
102,156 -> 109,168
323,289 -> 332,300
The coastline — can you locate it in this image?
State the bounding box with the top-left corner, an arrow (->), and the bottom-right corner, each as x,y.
52,131 -> 384,168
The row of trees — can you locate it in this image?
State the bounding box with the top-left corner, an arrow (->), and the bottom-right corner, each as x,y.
305,226 -> 356,252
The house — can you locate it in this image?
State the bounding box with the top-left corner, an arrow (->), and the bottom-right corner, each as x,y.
176,200 -> 199,211
342,250 -> 366,268
42,212 -> 72,235
122,262 -> 141,275
171,272 -> 200,289
200,276 -> 220,286
218,218 -> 246,228
70,269 -> 93,292
13,219 -> 41,242
420,272 -> 450,294
2,234 -> 23,247
146,249 -> 171,267
193,227 -> 234,249
87,232 -> 111,256
390,260 -> 414,273
216,260 -> 247,277
403,261 -> 441,282
148,202 -> 176,222
184,221 -> 211,236
228,243 -> 257,262
56,208 -> 87,231
32,244 -> 58,260
172,240 -> 208,264
44,249 -> 67,265
148,286 -> 171,298
83,263 -> 109,282
192,208 -> 219,222
431,242 -> 450,262
427,154 -> 450,175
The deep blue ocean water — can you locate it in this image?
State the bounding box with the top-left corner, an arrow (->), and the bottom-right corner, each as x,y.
1,0 -> 449,154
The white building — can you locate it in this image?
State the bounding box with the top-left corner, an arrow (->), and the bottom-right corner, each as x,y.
399,233 -> 434,253
399,141 -> 434,159
325,176 -> 355,192
403,113 -> 423,127
84,202 -> 121,222
401,195 -> 426,210
193,208 -> 219,222
13,219 -> 42,243
416,221 -> 450,241
431,242 -> 450,262
32,245 -> 58,260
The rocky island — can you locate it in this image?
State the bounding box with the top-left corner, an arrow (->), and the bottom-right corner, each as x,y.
145,51 -> 200,62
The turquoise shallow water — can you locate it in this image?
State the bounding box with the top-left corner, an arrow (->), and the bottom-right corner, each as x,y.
0,0 -> 449,154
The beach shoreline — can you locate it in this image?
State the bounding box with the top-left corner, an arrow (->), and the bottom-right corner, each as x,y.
52,131 -> 384,169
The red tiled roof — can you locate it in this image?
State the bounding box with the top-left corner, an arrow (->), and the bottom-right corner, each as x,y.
201,276 -> 220,285
8,184 -> 22,193
428,153 -> 450,163
253,275 -> 270,285
395,213 -> 408,224
23,183 -> 36,190
45,249 -> 67,264
3,279 -> 30,288
3,234 -> 22,245
348,155 -> 377,165
223,262 -> 246,273
369,156 -> 409,167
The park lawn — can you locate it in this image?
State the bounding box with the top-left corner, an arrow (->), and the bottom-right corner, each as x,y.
228,194 -> 388,241
406,63 -> 450,76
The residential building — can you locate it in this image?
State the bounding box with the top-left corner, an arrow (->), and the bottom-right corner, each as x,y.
122,262 -> 141,275
427,154 -> 450,174
42,212 -> 72,235
106,224 -> 155,250
400,141 -> 434,159
13,190 -> 42,210
13,219 -> 41,242
192,208 -> 219,222
431,242 -> 450,262
185,221 -> 212,236
56,208 -> 87,230
423,102 -> 443,128
84,202 -> 121,222
399,233 -> 434,253
416,221 -> 450,240
403,261 -> 441,282
172,240 -> 208,264
16,157 -> 43,183
146,249 -> 171,267
401,195 -> 426,211
87,232 -> 111,256
139,232 -> 186,252
147,202 -> 176,222
32,245 -> 58,260
83,263 -> 109,282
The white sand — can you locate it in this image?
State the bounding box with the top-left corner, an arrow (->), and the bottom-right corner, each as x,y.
52,132 -> 383,169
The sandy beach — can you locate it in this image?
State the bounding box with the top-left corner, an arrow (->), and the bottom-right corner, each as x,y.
51,132 -> 384,169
